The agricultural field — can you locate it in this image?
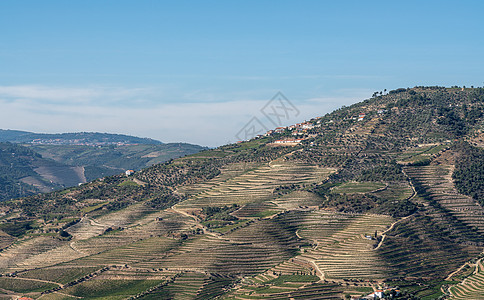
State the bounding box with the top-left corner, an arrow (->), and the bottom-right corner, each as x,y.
331,181 -> 386,194
0,87 -> 483,298
175,158 -> 333,210
397,144 -> 448,165
61,279 -> 164,298
449,258 -> 484,299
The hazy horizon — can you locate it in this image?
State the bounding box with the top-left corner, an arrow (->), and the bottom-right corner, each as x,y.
1,1 -> 483,146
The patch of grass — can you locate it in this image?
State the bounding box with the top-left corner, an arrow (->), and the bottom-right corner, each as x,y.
19,267 -> 100,284
417,286 -> 445,300
349,286 -> 374,293
406,155 -> 431,166
242,275 -> 320,297
118,180 -> 139,187
59,188 -> 74,195
251,210 -> 280,218
0,221 -> 34,237
220,138 -> 270,152
265,274 -> 320,285
201,220 -> 231,227
212,219 -> 251,233
0,277 -> 58,293
332,181 -> 386,194
81,202 -> 108,214
372,184 -> 412,201
62,279 -> 163,298
38,293 -> 77,299
58,217 -> 80,224
425,144 -> 447,154
184,149 -> 230,159
389,279 -> 458,300
397,144 -> 446,165
234,139 -> 269,150
137,289 -> 173,299
253,286 -> 291,294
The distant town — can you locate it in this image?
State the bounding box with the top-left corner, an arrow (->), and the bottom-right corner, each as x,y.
28,139 -> 141,146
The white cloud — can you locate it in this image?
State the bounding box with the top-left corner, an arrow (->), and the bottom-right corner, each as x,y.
0,85 -> 156,105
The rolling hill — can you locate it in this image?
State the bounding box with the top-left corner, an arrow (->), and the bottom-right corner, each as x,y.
0,142 -> 85,200
0,133 -> 207,201
0,86 -> 483,299
0,130 -> 162,145
26,143 -> 208,182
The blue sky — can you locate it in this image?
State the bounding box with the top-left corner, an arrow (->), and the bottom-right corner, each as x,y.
1,1 -> 483,146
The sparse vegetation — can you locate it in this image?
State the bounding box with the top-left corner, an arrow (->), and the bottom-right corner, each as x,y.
0,87 -> 483,298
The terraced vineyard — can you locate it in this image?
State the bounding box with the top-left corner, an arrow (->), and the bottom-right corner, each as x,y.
0,87 -> 483,299
275,211 -> 394,280
226,275 -> 343,300
365,162 -> 484,282
449,259 -> 484,299
404,164 -> 484,233
175,159 -> 333,210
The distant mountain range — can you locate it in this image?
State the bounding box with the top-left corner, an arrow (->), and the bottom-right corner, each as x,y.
0,130 -> 207,201
0,130 -> 162,145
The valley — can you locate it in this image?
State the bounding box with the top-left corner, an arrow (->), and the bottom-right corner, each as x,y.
0,133 -> 206,201
0,87 -> 483,299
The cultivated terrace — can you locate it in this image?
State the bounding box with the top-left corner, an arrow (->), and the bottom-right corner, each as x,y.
0,86 -> 483,299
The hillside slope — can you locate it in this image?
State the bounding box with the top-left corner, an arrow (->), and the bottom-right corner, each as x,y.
0,86 -> 483,299
27,143 -> 207,181
0,143 -> 84,200
0,139 -> 206,201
